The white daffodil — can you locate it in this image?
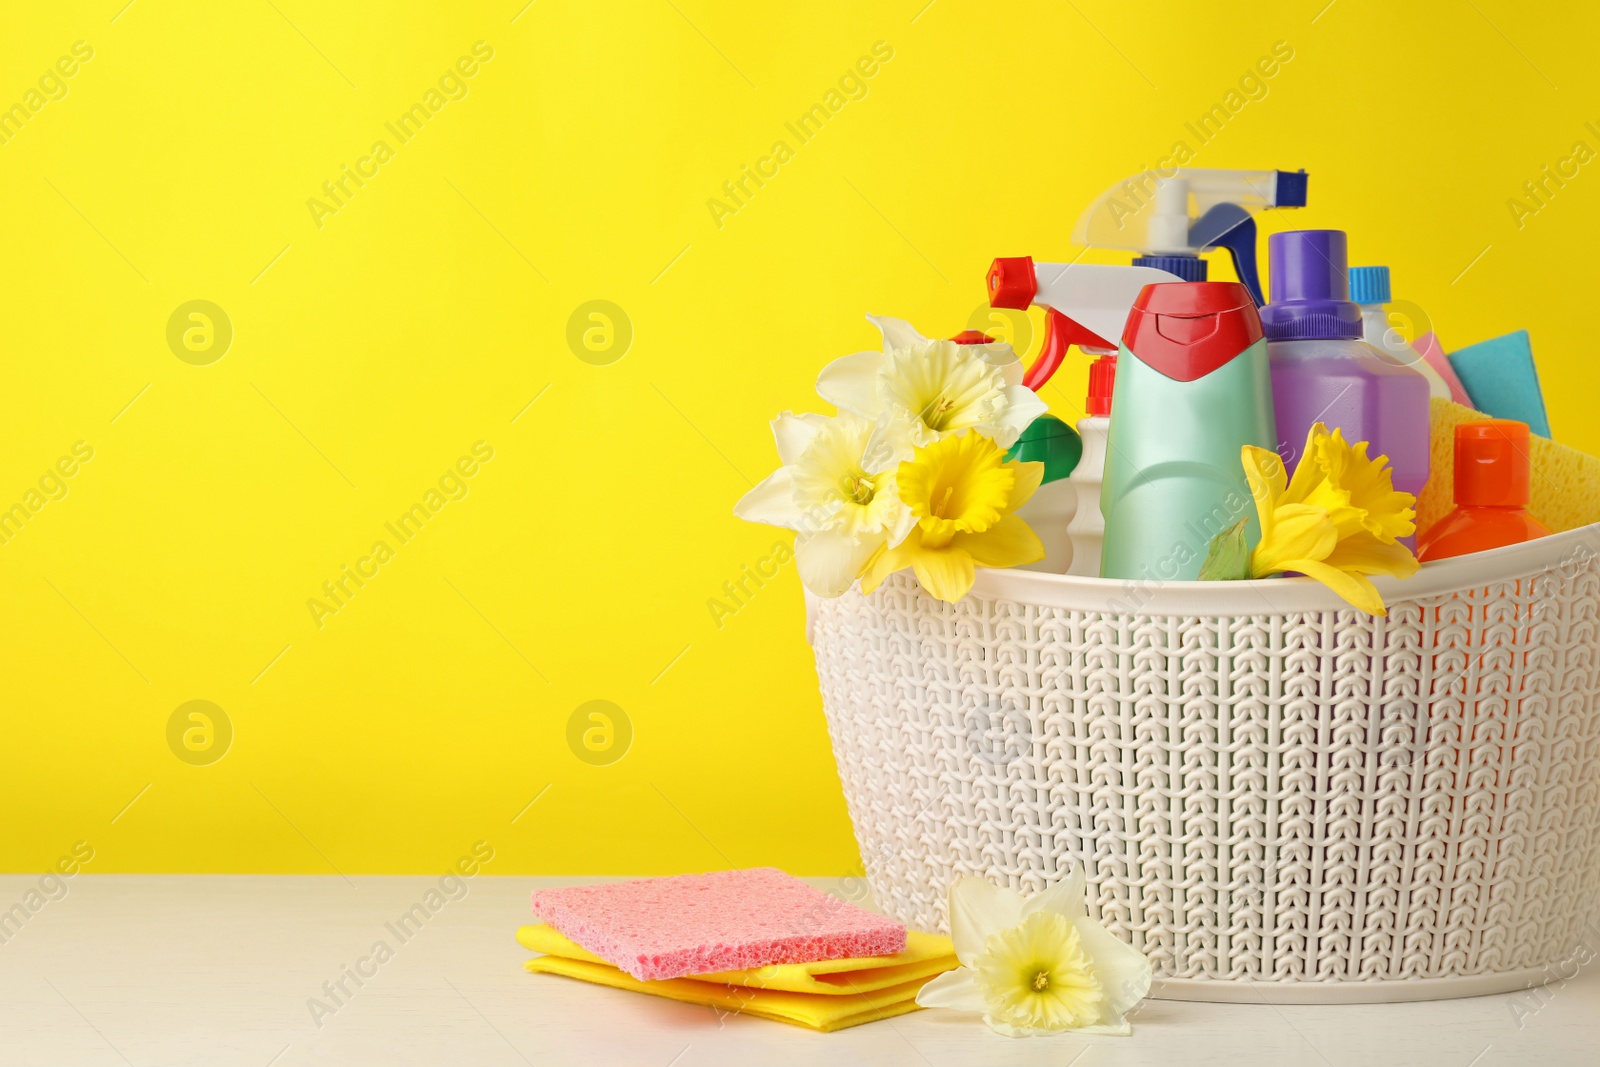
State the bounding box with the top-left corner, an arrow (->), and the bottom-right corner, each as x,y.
733,411 -> 915,597
817,315 -> 1048,460
915,870 -> 1152,1038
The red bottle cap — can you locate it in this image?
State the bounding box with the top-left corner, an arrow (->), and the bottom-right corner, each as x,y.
1086,354 -> 1116,417
1455,419 -> 1531,507
987,257 -> 1037,310
949,330 -> 994,345
1121,281 -> 1263,382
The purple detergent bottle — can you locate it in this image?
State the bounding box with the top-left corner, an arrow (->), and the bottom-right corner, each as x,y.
1262,230 -> 1430,535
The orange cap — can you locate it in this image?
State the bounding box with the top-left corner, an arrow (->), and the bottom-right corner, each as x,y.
1454,419 -> 1531,507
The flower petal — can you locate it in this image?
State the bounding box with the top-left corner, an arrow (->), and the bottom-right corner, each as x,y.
910,547 -> 977,603
771,412 -> 826,467
982,1015 -> 1046,1038
1070,914 -> 1153,1026
1005,459 -> 1046,512
1250,503 -> 1336,576
912,966 -> 985,1012
733,468 -> 799,529
1241,444 -> 1286,519
886,505 -> 918,547
1022,864 -> 1088,922
862,415 -> 914,474
991,386 -> 1049,449
1282,422 -> 1330,504
973,341 -> 1023,377
866,314 -> 927,354
1288,558 -> 1388,616
1337,439 -> 1417,543
794,529 -> 878,598
1067,1019 -> 1134,1037
947,876 -> 1025,966
954,514 -> 1044,569
1325,530 -> 1420,578
858,537 -> 908,595
816,350 -> 885,417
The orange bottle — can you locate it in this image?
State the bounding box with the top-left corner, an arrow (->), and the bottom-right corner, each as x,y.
1418,419 -> 1550,561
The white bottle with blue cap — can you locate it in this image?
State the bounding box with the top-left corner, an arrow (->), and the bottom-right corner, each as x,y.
1349,265 -> 1451,401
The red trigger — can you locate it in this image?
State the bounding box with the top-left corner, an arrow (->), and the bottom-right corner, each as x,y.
1023,309 -> 1116,391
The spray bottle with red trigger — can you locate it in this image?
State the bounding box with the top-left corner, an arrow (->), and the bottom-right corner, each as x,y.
986,258 -> 1182,575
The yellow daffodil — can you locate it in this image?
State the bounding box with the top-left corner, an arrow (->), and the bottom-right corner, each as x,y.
1206,422 -> 1419,615
859,432 -> 1044,603
915,871 -> 1152,1037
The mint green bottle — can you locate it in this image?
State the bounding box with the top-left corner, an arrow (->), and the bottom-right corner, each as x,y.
1100,282 -> 1277,582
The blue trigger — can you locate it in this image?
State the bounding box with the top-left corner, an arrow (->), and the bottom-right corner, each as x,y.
1190,203 -> 1265,307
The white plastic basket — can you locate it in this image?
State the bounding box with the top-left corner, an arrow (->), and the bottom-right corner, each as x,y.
809,526 -> 1600,1003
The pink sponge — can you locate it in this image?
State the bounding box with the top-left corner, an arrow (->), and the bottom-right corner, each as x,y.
529,868 -> 906,981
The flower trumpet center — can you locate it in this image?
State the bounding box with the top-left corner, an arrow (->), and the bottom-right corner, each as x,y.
924,391 -> 958,430
787,414 -> 904,541
842,472 -> 877,505
897,432 -> 1015,546
880,341 -> 1007,438
973,912 -> 1104,1033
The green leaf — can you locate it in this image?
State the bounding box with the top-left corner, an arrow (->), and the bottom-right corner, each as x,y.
1198,519 -> 1252,581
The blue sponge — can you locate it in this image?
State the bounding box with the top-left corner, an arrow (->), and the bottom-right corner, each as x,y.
1448,330 -> 1552,438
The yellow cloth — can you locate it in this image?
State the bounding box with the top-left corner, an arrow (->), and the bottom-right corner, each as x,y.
515,924 -> 956,994
1422,397 -> 1600,535
516,924 -> 958,1032
523,955 -> 930,1032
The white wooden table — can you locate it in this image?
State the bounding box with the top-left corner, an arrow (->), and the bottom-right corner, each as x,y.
0,876 -> 1595,1066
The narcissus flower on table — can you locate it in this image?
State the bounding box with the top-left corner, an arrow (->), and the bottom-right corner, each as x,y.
818,315 -> 1047,460
1200,421 -> 1420,615
733,411 -> 914,597
859,431 -> 1044,603
914,870 -> 1152,1037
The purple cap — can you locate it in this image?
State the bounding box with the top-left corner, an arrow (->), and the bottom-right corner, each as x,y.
1260,229 -> 1363,341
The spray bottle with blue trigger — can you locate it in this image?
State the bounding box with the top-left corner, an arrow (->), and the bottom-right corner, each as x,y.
1072,168 -> 1309,305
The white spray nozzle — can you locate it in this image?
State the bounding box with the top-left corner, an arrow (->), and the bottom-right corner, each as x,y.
1074,168 -> 1305,253
1145,178 -> 1192,254
1071,168 -> 1308,306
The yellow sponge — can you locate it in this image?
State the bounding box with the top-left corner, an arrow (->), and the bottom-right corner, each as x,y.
1421,398 -> 1600,535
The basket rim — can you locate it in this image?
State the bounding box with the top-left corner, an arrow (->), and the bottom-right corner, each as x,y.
964,522 -> 1600,615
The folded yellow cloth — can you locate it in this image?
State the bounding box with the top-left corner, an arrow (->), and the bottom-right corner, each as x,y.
516,924 -> 957,994
524,955 -> 929,1031
516,924 -> 958,1032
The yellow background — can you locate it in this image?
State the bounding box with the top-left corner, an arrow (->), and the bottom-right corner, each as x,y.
3,0 -> 1597,874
